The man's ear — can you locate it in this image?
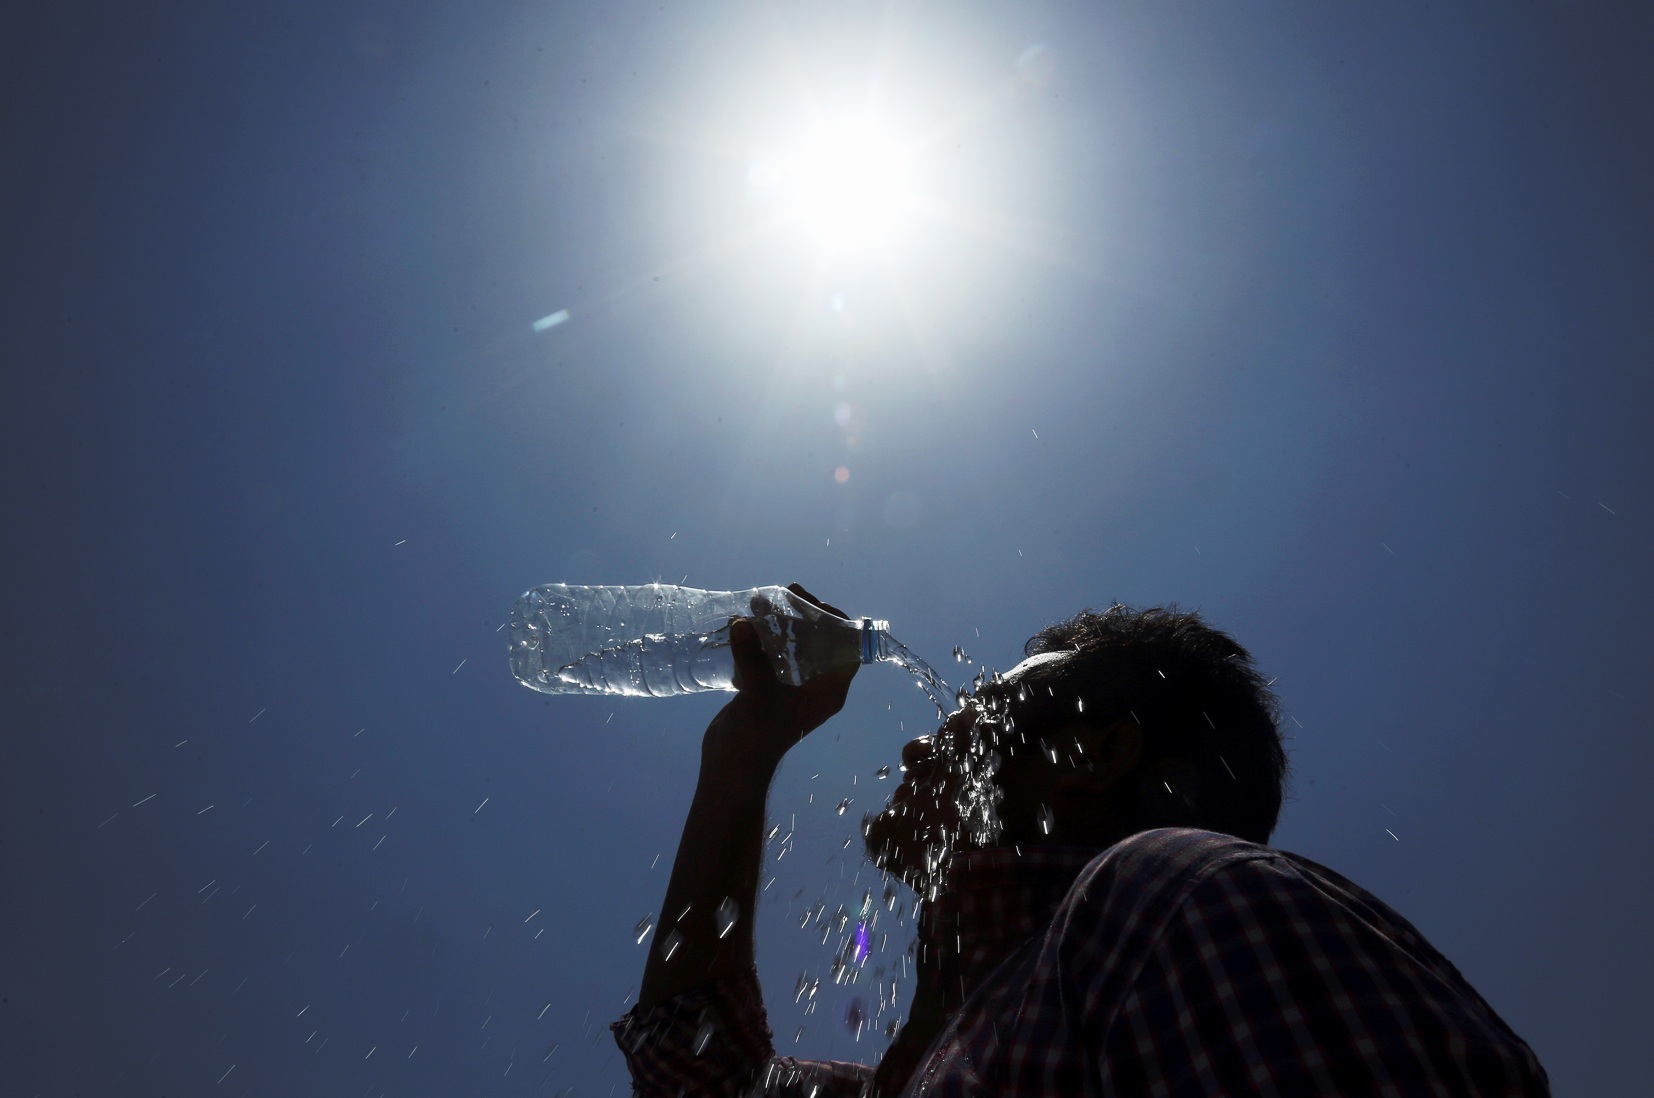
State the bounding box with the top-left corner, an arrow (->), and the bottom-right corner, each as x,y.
1047,718 -> 1143,796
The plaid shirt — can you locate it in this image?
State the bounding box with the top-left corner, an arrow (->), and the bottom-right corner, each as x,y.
612,828 -> 1548,1096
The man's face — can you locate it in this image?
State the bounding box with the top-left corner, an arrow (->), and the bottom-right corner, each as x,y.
863,652 -> 1080,885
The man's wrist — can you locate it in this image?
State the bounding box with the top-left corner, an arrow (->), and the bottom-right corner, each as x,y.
699,703 -> 792,784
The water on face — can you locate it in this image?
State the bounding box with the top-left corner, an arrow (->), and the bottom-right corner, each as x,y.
946,672 -> 1007,851
869,653 -> 1014,891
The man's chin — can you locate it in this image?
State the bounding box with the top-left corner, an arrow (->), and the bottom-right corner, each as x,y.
863,817 -> 948,889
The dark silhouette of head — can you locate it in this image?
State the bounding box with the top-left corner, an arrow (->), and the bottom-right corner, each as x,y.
866,604 -> 1288,884
1007,604 -> 1288,846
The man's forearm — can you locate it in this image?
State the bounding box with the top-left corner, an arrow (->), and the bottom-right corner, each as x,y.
635,605 -> 856,1014
638,714 -> 779,1011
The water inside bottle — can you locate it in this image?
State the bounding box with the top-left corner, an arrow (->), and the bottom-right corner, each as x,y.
543,631 -> 735,697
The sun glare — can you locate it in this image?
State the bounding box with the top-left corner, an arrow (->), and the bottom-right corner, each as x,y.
783,120 -> 914,250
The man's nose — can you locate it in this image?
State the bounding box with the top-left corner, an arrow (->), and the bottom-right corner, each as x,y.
902,702 -> 977,768
938,701 -> 981,745
900,735 -> 935,771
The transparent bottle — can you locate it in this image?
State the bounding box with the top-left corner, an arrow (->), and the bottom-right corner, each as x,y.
508,584 -> 891,698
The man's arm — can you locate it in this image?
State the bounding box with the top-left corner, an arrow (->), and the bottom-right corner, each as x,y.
638,588 -> 857,1011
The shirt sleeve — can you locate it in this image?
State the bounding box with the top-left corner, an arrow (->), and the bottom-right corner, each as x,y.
611,965 -> 874,1098
1078,839 -> 1551,1096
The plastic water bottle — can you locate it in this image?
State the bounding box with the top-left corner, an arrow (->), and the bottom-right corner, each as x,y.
508,584 -> 892,698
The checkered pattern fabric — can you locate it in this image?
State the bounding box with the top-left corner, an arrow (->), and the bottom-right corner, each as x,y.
612,829 -> 1548,1097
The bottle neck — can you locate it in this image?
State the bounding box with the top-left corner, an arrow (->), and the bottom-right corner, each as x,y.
858,618 -> 890,664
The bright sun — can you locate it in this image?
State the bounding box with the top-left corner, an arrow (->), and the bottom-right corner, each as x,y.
782,120 -> 914,250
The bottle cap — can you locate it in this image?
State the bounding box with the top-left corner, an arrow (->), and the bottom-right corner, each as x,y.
858,618 -> 890,664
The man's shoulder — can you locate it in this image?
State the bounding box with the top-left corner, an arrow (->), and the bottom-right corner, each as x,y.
1080,827 -> 1275,887
1069,828 -> 1369,917
1041,829 -> 1275,945
1063,829 -> 1420,956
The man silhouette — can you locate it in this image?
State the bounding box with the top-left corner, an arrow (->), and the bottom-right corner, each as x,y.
613,586 -> 1548,1096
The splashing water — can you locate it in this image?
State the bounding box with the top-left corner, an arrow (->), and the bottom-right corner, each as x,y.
860,656 -> 1017,901
843,996 -> 867,1037
882,635 -> 951,715
935,665 -> 1017,852
715,897 -> 739,939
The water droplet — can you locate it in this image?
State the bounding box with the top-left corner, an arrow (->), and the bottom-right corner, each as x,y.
1037,804 -> 1055,835
715,897 -> 739,939
875,765 -> 890,779
836,798 -> 852,815
633,913 -> 655,944
659,928 -> 683,962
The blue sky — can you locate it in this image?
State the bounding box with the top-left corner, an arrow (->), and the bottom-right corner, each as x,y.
4,2 -> 1651,1094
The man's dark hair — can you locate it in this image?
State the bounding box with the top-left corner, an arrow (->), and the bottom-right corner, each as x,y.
1020,604 -> 1288,845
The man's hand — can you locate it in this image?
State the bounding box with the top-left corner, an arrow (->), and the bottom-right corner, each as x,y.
705,583 -> 859,778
